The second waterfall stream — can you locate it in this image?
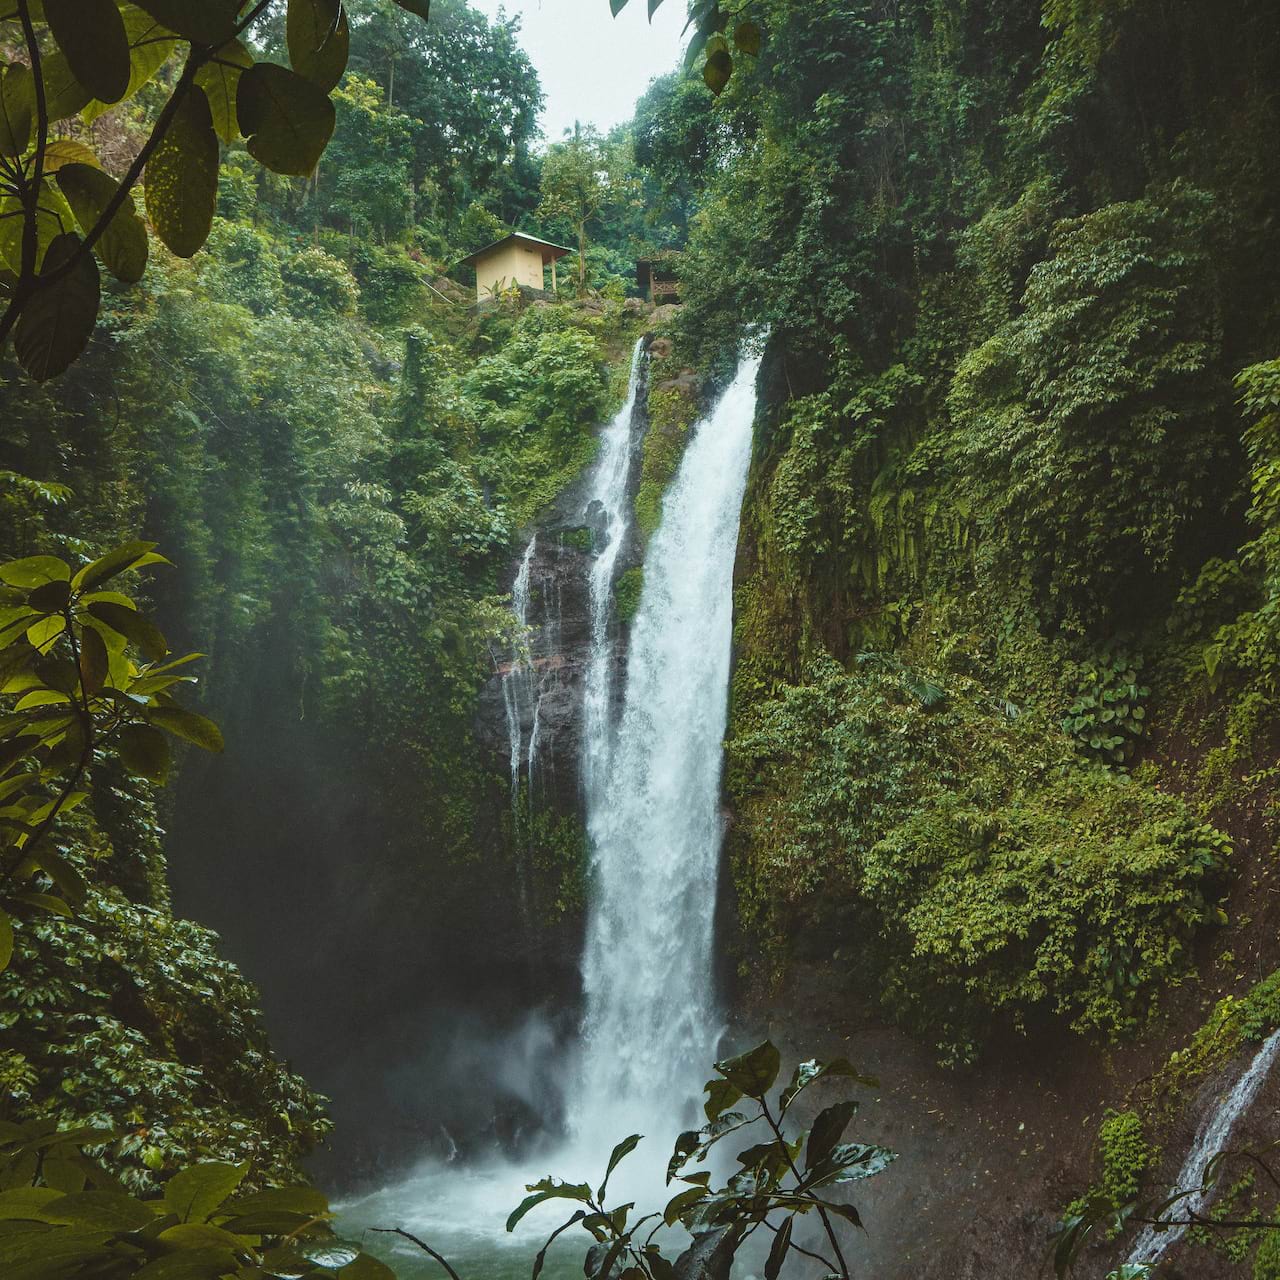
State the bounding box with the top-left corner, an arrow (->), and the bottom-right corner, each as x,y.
342,346 -> 763,1274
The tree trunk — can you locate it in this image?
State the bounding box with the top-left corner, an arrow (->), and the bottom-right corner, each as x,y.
577,219 -> 587,295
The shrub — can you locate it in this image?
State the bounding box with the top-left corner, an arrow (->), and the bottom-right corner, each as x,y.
728,656 -> 1229,1062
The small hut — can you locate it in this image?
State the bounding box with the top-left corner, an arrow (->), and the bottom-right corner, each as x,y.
458,232 -> 572,301
636,252 -> 681,305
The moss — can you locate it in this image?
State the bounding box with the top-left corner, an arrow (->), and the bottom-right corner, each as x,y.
1063,1110 -> 1154,1231
614,567 -> 644,624
528,805 -> 588,922
560,526 -> 594,553
1255,1227 -> 1280,1279
635,354 -> 701,538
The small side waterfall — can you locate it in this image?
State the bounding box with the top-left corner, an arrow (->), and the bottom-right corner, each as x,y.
581,338 -> 646,804
573,350 -> 762,1142
502,535 -> 538,811
1126,1028 -> 1280,1268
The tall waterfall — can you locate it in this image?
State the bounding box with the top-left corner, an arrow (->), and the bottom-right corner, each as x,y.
574,351 -> 762,1142
1127,1027 -> 1280,1268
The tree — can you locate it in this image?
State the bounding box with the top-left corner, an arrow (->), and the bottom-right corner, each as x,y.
536,123 -> 632,295
0,0 -> 429,383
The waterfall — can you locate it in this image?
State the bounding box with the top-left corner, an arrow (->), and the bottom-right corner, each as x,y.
502,535 -> 538,812
1126,1027 -> 1280,1268
581,338 -> 646,804
573,350 -> 762,1142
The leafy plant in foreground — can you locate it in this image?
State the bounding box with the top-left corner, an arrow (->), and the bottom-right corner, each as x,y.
393,1041 -> 894,1280
0,1118 -> 393,1278
0,540 -> 222,972
0,0 -> 430,380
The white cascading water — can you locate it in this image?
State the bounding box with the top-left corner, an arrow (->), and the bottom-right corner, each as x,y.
502,535 -> 538,808
501,535 -> 538,915
581,338 -> 646,803
1126,1027 -> 1280,1269
572,350 -> 762,1144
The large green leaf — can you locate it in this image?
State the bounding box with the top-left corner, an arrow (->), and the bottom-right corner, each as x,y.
194,39 -> 252,143
44,0 -> 131,104
803,1099 -> 857,1170
147,706 -> 223,752
13,234 -> 100,383
0,908 -> 11,972
38,51 -> 93,121
505,1180 -> 591,1232
0,1188 -> 63,1220
0,186 -> 79,274
338,1255 -> 397,1280
144,87 -> 218,257
86,600 -> 166,660
221,1187 -> 329,1217
703,1077 -> 741,1122
597,1133 -> 641,1200
84,5 -> 180,123
38,1191 -> 153,1231
72,539 -> 162,591
392,0 -> 430,16
763,1217 -> 790,1280
287,0 -> 350,94
162,1161 -> 248,1225
131,1246 -> 240,1278
56,163 -> 148,283
714,1041 -> 780,1098
0,557 -> 69,588
117,723 -> 170,783
237,62 -> 335,176
0,64 -> 32,157
803,1142 -> 896,1189
779,1057 -> 877,1112
130,0 -> 239,45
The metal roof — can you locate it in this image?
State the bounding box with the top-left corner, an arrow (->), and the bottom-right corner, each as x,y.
456,232 -> 574,269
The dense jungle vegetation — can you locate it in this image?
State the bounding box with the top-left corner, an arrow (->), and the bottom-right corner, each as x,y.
3,0 -> 1280,1275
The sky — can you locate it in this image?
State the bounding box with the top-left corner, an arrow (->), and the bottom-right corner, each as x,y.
469,0 -> 689,142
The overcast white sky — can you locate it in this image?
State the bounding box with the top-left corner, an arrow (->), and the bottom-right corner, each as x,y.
470,0 -> 688,142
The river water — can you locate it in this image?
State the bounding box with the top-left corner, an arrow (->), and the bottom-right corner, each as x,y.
341,350 -> 762,1278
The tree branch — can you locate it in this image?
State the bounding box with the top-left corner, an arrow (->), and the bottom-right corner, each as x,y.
370,1228 -> 464,1280
0,0 -> 277,347
760,1097 -> 852,1280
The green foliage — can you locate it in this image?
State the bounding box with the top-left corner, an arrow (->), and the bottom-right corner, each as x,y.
0,0 -> 432,380
0,1122 -> 392,1279
634,362 -> 699,539
1062,651 -> 1150,767
2,876 -> 330,1191
951,188 -> 1231,620
612,566 -> 643,624
1256,1230 -> 1280,1280
536,124 -> 635,295
0,543 -> 222,970
1064,1111 -> 1153,1231
727,655 -> 1229,1062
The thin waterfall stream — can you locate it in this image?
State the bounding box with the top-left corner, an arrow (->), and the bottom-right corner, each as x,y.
341,347 -> 762,1275
1125,1028 -> 1280,1269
